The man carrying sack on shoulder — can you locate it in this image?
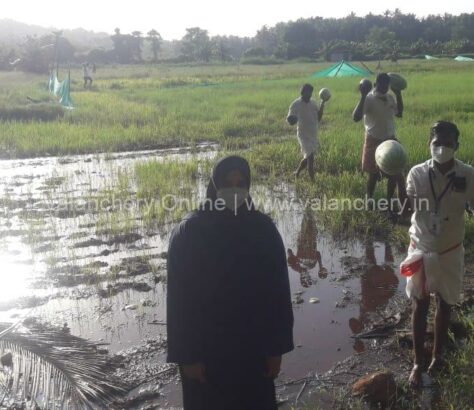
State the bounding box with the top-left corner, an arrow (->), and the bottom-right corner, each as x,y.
400,121 -> 474,387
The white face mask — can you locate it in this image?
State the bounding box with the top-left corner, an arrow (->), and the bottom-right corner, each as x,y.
430,144 -> 455,164
216,187 -> 249,212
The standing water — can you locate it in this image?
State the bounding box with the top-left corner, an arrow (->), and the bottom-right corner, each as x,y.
0,145 -> 405,407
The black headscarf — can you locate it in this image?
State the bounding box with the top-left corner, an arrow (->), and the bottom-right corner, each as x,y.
201,155 -> 255,212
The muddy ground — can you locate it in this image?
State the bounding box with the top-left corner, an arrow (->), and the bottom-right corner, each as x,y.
105,266 -> 472,410
0,147 -> 472,409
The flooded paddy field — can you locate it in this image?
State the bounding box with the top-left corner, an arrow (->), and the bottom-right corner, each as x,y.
0,146 -> 409,408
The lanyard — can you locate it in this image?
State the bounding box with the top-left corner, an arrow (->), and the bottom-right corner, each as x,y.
428,168 -> 455,214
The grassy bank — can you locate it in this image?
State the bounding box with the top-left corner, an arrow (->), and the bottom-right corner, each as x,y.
435,309 -> 474,409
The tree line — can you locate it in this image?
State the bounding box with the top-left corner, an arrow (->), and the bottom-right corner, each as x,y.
2,9 -> 474,73
107,11 -> 474,64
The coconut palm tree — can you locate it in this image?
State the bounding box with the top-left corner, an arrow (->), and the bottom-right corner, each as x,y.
131,31 -> 143,62
147,29 -> 162,63
0,320 -> 124,409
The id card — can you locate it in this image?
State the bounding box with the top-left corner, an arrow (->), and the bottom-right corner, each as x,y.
429,212 -> 442,236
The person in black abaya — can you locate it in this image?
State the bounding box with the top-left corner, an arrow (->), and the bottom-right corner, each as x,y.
166,155 -> 294,410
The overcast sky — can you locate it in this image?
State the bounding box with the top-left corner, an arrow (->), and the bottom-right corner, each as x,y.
3,0 -> 473,39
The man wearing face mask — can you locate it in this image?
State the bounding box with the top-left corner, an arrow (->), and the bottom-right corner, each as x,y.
403,121 -> 474,387
166,156 -> 294,409
287,83 -> 325,182
353,73 -> 407,211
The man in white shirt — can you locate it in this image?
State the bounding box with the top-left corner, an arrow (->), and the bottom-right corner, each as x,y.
353,73 -> 406,209
287,84 -> 325,182
404,121 -> 474,387
83,62 -> 93,89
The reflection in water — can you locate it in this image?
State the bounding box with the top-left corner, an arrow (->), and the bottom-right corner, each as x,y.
349,241 -> 399,352
286,208 -> 326,288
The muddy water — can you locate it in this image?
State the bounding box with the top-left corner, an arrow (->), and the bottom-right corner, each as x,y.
0,146 -> 406,407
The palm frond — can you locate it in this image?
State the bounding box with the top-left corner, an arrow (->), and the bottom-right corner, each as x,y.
0,324 -> 125,409
0,320 -> 21,339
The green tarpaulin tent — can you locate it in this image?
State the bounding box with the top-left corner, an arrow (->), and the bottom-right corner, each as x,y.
455,55 -> 474,62
58,72 -> 73,109
48,72 -> 56,94
312,60 -> 372,78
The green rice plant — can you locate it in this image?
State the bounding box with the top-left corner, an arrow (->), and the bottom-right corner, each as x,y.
2,61 -> 473,248
433,311 -> 474,410
134,158 -> 204,226
0,60 -> 471,159
95,210 -> 138,237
